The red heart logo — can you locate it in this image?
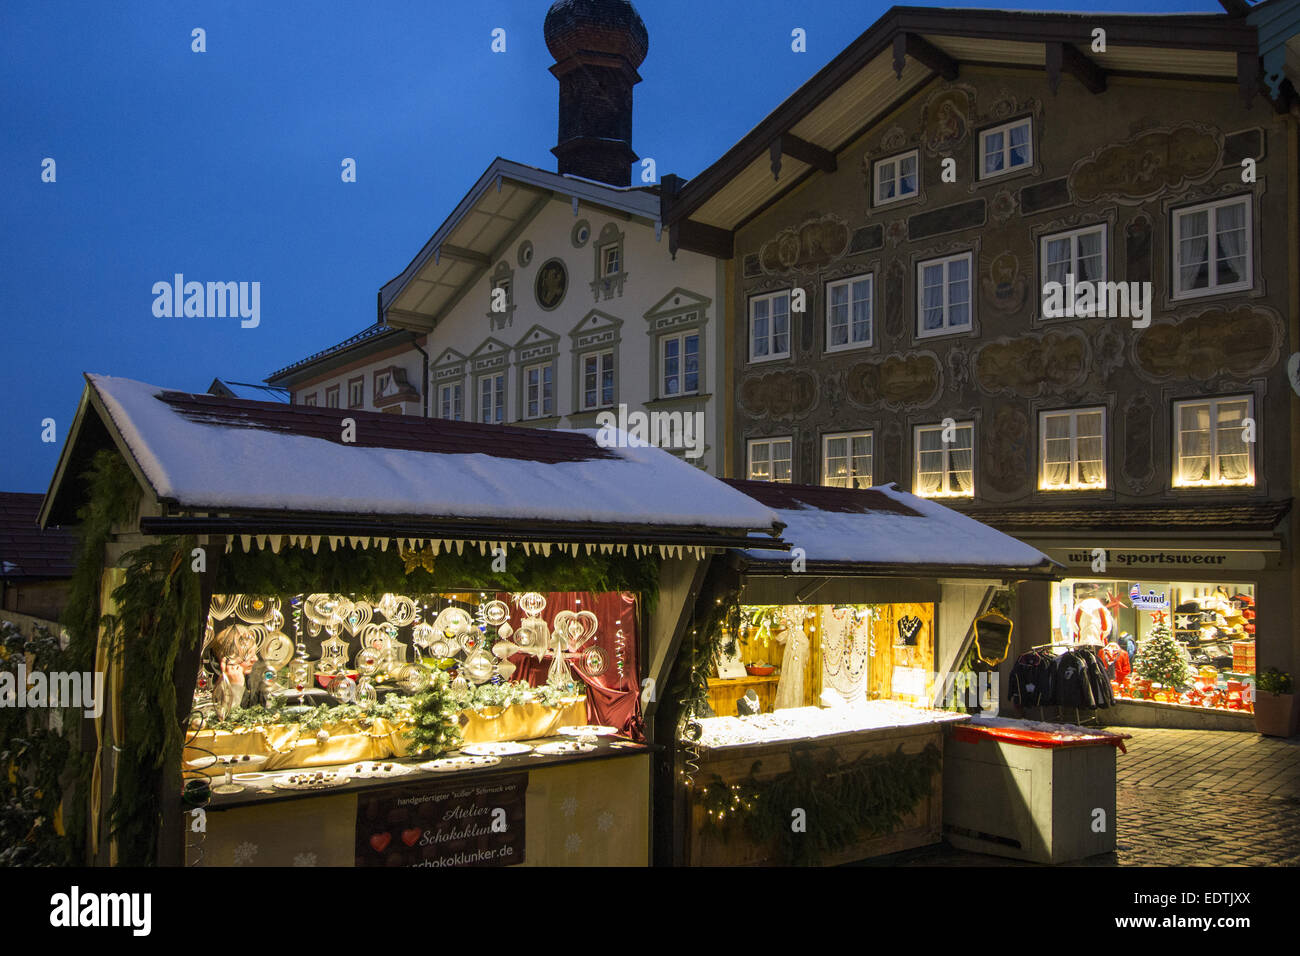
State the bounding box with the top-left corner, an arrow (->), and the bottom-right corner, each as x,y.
369,832 -> 391,853
401,828 -> 421,847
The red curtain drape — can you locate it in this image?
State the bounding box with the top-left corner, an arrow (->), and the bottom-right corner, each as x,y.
498,591 -> 642,739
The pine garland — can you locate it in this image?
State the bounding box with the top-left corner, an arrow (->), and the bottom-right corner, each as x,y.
1133,621 -> 1191,690
699,742 -> 942,865
407,672 -> 463,757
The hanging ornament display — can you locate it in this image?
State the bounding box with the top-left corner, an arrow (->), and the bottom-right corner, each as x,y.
356,677 -> 378,709
483,600 -> 511,627
235,594 -> 280,625
317,634 -> 350,675
261,632 -> 294,669
332,675 -> 357,704
209,594 -> 239,621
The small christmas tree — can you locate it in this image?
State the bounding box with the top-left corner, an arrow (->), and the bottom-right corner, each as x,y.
407,670 -> 464,757
1133,620 -> 1191,691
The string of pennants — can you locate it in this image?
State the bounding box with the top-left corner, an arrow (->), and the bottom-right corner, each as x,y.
220,534 -> 708,561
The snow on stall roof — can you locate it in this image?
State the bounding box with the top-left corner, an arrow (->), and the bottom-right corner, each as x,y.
87,375 -> 781,532
730,480 -> 1054,570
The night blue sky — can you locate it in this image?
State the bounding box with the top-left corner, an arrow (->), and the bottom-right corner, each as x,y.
2,0 -> 1223,493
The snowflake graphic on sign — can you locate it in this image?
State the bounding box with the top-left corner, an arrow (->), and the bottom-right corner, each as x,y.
232,841 -> 259,866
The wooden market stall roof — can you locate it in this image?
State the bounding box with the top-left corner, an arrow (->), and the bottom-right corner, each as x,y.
724,479 -> 1060,580
39,374 -> 786,551
0,492 -> 77,582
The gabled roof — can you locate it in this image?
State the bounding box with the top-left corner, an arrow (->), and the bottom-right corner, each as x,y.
380,158 -> 661,333
725,479 -> 1058,578
664,4 -> 1262,248
265,323 -> 414,387
0,493 -> 77,581
40,375 -> 784,550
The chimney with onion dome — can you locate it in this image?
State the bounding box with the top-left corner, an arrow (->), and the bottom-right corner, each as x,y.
544,0 -> 649,187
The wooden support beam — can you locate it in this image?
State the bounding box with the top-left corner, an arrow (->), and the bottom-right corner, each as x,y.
436,244 -> 491,267
668,219 -> 734,260
892,32 -> 958,81
1045,41 -> 1106,95
778,132 -> 837,173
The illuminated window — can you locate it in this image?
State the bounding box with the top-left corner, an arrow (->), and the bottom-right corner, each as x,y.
1173,396 -> 1254,487
823,431 -> 873,488
914,421 -> 974,497
748,437 -> 792,483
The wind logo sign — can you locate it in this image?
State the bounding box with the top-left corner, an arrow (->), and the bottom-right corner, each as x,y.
596,404 -> 705,460
1128,584 -> 1169,611
152,274 -> 261,328
1041,273 -> 1152,328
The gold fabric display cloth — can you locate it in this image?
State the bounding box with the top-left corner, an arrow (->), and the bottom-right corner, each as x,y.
185,699 -> 588,771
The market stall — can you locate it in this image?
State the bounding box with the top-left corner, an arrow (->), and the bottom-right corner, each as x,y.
654,480 -> 1060,866
39,374 -> 785,866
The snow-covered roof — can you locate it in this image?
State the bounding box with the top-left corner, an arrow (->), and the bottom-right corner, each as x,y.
58,375 -> 782,542
726,480 -> 1058,577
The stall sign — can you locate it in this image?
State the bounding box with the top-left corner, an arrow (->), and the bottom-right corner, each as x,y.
356,773 -> 527,867
1128,584 -> 1169,611
1048,548 -> 1269,572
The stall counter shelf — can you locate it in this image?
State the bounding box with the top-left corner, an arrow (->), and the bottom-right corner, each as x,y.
681,701 -> 970,866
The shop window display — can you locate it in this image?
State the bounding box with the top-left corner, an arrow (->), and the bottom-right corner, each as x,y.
1047,579 -> 1255,713
185,589 -> 641,791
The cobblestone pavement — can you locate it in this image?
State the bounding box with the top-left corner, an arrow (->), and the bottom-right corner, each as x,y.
861,728 -> 1300,867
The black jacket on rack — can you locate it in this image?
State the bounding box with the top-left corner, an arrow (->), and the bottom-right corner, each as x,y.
1007,646 -> 1112,711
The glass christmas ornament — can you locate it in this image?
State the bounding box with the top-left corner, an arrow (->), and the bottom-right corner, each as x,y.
332,675 -> 357,704
483,600 -> 511,627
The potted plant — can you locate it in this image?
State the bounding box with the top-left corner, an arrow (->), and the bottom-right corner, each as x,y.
1254,668 -> 1298,738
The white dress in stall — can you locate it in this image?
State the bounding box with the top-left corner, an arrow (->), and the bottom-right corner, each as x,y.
773,623 -> 810,711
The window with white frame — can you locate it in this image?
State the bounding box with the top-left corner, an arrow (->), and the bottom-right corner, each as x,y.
823,431 -> 873,488
325,386 -> 340,409
915,421 -> 974,497
602,245 -> 621,277
1172,196 -> 1252,299
302,392 -> 317,407
748,437 -> 793,483
1173,396 -> 1255,487
826,274 -> 873,350
348,377 -> 364,409
523,363 -> 554,419
1041,224 -> 1106,303
1039,408 -> 1106,491
581,350 -> 615,410
874,149 -> 919,205
979,118 -> 1032,179
917,253 -> 971,337
478,373 -> 505,425
438,382 -> 463,421
749,290 -> 791,361
660,332 -> 699,397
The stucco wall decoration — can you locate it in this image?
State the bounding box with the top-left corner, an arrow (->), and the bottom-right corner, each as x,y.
1068,123 -> 1223,205
738,368 -> 820,420
989,188 -> 1018,224
946,348 -> 969,388
1121,393 -> 1157,495
881,421 -> 904,486
883,259 -> 907,341
974,329 -> 1089,397
1093,322 -> 1126,382
1132,306 -> 1281,383
980,247 -> 1032,315
984,404 -> 1031,495
921,84 -> 976,155
845,353 -> 942,409
757,214 -> 851,275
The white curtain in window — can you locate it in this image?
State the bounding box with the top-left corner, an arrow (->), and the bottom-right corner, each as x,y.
1215,401 -> 1250,482
916,429 -> 944,495
1042,414 -> 1073,487
922,266 -> 945,330
1076,230 -> 1103,282
1214,202 -> 1247,286
1076,411 -> 1104,486
950,428 -> 974,493
1178,404 -> 1211,483
1179,210 -> 1209,291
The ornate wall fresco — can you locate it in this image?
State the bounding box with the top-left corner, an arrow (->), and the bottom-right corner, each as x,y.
1121,393 -> 1157,495
1067,123 -> 1223,205
845,353 -> 942,409
737,368 -> 820,420
974,330 -> 1089,398
984,404 -> 1031,495
757,214 -> 851,275
1132,306 -> 1281,383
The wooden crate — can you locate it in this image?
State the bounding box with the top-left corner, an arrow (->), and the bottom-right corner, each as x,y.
682,722 -> 945,866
